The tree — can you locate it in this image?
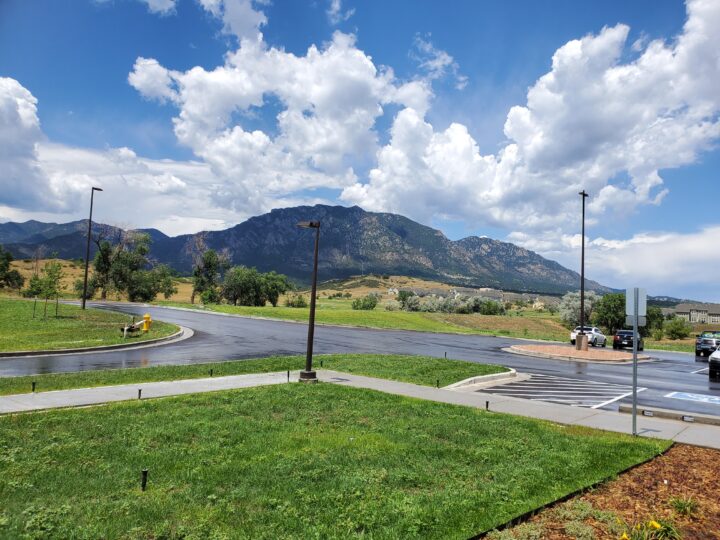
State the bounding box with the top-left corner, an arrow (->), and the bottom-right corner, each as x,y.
643,306 -> 664,338
222,266 -> 265,306
591,293 -> 625,334
191,249 -> 228,304
38,260 -> 65,318
0,245 -> 24,289
261,271 -> 292,307
91,240 -> 115,300
559,290 -> 599,328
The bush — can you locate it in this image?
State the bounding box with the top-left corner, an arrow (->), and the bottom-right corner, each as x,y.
664,318 -> 692,340
404,295 -> 421,312
201,288 -> 222,304
651,328 -> 664,341
397,290 -> 415,308
352,294 -> 378,310
384,300 -> 401,311
285,294 -> 308,308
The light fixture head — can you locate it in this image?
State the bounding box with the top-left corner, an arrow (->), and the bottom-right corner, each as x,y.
296,220 -> 320,229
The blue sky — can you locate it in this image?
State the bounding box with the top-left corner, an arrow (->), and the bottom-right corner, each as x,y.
1,0 -> 719,300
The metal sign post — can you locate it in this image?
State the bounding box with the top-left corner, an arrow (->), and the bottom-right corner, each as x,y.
626,287 -> 646,436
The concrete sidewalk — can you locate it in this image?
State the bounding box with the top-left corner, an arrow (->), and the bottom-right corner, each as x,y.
1,370 -> 719,449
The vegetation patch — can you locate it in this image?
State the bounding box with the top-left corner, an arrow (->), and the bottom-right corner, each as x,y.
492,444 -> 718,539
0,354 -> 506,396
0,297 -> 178,353
0,383 -> 669,539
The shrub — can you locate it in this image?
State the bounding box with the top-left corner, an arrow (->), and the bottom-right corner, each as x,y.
652,328 -> 664,341
200,288 -> 221,304
664,318 -> 692,340
352,294 -> 378,310
397,290 -> 415,308
285,294 -> 308,308
404,295 -> 421,312
384,300 -> 401,311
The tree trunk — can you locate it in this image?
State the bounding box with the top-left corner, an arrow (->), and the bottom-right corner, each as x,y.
43,297 -> 48,319
191,290 -> 195,305
55,295 -> 59,317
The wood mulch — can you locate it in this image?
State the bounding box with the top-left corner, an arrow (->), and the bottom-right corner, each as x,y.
512,344 -> 647,362
489,444 -> 720,539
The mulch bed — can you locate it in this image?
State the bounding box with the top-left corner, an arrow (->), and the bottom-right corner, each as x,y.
512,344 -> 644,362
489,444 -> 720,539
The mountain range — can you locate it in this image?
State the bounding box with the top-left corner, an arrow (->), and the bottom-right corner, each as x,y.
1,205 -> 611,295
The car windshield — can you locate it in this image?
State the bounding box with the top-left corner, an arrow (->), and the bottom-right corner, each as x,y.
617,331 -> 633,336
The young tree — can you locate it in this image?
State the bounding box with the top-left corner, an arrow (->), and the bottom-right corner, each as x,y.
0,245 -> 24,289
39,260 -> 65,318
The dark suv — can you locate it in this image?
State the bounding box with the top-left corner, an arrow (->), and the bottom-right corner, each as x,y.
612,330 -> 644,351
695,331 -> 720,357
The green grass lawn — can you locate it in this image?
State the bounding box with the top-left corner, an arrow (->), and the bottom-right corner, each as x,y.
0,354 -> 507,396
0,297 -> 179,353
155,299 -> 570,341
0,383 -> 669,539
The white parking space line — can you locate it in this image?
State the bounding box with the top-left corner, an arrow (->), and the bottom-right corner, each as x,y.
691,367 -> 709,374
481,373 -> 644,409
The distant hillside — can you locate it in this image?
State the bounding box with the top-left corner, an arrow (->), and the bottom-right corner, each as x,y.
2,205 -> 613,295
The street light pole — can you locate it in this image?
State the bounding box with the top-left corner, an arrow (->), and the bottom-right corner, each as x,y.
297,220 -> 320,383
577,190 -> 589,350
81,187 -> 103,310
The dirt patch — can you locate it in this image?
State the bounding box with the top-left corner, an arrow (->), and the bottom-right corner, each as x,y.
488,444 -> 720,539
511,344 -> 647,362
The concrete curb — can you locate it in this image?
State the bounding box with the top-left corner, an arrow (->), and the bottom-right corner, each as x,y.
0,326 -> 192,359
618,404 -> 720,426
504,346 -> 654,365
443,369 -> 517,389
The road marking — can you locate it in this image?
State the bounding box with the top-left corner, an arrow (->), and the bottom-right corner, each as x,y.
481,373 -> 643,409
691,367 -> 709,374
665,391 -> 720,405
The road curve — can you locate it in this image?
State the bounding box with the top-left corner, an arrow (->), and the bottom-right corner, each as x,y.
1,302 -> 719,416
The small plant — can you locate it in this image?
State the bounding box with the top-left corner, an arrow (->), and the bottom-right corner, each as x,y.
668,495 -> 698,517
352,294 -> 378,310
284,294 -> 308,308
618,518 -> 681,540
652,328 -> 664,341
384,300 -> 400,311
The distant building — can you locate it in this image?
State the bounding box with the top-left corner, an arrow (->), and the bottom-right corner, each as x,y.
675,303 -> 720,324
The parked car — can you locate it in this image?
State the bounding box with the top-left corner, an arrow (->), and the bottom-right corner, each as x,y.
695,330 -> 720,357
570,326 -> 607,347
709,348 -> 720,381
612,330 -> 644,351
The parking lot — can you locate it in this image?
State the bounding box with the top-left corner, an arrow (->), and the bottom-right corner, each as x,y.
481,373 -> 645,409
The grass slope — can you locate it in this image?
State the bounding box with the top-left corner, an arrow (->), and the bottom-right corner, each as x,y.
0,354 -> 507,396
0,384 -> 669,539
0,297 -> 178,352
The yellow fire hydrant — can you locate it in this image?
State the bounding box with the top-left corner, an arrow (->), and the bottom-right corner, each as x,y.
142,313 -> 152,333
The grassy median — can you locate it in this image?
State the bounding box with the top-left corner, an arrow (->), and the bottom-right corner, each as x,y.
0,383 -> 669,539
0,297 -> 179,353
0,354 -> 507,396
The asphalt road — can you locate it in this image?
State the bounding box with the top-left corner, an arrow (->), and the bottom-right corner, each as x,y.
2,302 -> 719,416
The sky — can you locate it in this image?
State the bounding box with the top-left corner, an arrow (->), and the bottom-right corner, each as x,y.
0,0 -> 719,301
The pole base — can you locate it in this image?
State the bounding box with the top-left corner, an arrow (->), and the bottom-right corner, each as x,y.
298,370 -> 318,383
575,334 -> 589,351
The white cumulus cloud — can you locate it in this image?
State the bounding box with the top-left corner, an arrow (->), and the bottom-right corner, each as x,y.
343,0 -> 720,245
327,0 -> 355,25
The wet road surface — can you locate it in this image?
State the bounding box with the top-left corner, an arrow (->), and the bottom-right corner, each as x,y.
2,302 -> 719,416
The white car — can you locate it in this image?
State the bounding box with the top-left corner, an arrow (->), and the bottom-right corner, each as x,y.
570,326 -> 607,347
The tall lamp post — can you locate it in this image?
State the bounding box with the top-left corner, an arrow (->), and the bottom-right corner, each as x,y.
577,190 -> 589,350
297,220 -> 320,383
81,187 -> 103,310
